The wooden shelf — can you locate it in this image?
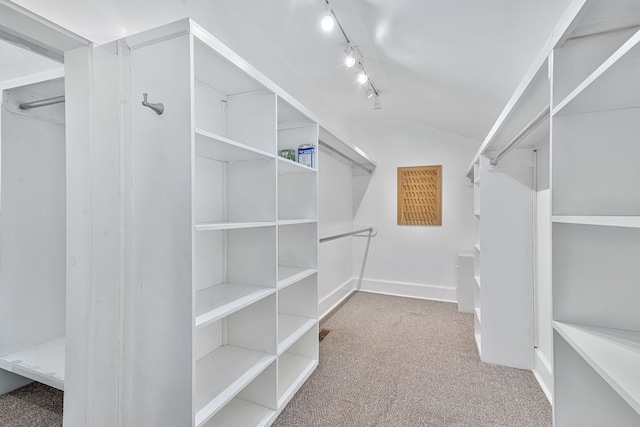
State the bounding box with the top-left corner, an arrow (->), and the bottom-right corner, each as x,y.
278,314 -> 316,355
195,129 -> 275,162
277,352 -> 317,407
554,322 -> 640,414
553,29 -> 640,116
552,216 -> 640,228
202,398 -> 275,427
277,157 -> 316,174
195,221 -> 276,231
277,219 -> 317,226
0,337 -> 64,390
195,283 -> 275,328
277,267 -> 317,289
195,346 -> 276,427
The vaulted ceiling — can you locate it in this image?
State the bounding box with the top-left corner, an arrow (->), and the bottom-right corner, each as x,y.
10,0 -> 575,141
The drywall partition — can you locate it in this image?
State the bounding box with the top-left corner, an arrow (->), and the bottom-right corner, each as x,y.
352,119 -> 479,300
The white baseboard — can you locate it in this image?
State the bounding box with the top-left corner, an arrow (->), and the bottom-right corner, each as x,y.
319,278 -> 356,320
356,278 -> 457,303
533,348 -> 553,405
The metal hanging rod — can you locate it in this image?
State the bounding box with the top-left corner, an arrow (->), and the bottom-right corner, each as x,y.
19,95 -> 65,110
490,105 -> 550,166
319,141 -> 374,174
320,227 -> 375,243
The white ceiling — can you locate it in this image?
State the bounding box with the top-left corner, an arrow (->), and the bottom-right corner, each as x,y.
233,0 -> 575,141
10,0 -> 575,141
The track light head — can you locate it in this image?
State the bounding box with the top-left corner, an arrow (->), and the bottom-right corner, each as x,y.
345,47 -> 356,68
357,69 -> 368,84
321,3 -> 335,31
365,84 -> 375,99
373,94 -> 381,110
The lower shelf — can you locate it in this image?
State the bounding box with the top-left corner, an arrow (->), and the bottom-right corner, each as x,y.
278,314 -> 316,354
554,321 -> 640,414
195,345 -> 276,427
277,266 -> 317,289
0,337 -> 65,390
277,352 -> 317,408
202,397 -> 276,427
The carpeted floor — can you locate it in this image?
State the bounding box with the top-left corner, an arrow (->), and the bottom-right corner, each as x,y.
0,292 -> 551,426
273,291 -> 551,427
0,382 -> 62,426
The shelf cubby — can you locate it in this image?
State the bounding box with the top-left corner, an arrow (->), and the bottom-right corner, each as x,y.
554,328 -> 640,425
278,274 -> 318,354
277,97 -> 317,162
194,39 -> 276,154
202,361 -> 277,427
278,222 -> 317,289
277,266 -> 317,290
278,161 -> 317,222
195,294 -> 277,426
552,223 -> 640,331
0,337 -> 65,390
277,327 -> 318,408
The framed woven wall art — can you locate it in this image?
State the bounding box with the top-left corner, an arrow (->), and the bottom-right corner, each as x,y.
397,165 -> 442,226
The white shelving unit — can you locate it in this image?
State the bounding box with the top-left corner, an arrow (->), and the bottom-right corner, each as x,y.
124,19 -> 318,427
551,3 -> 640,421
0,47 -> 67,395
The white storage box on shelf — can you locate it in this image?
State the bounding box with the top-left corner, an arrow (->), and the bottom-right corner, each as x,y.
122,19 -> 319,427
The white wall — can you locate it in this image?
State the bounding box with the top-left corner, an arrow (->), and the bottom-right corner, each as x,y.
318,149 -> 356,317
534,140 -> 553,402
351,119 -> 479,301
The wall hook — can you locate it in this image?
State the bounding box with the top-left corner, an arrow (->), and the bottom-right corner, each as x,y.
142,93 -> 164,115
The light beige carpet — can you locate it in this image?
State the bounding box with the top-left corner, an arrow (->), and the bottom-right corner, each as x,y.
273,291 -> 551,427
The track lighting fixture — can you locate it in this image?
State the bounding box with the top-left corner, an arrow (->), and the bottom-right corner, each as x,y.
357,68 -> 368,84
321,2 -> 335,31
345,46 -> 356,68
373,95 -> 381,110
319,0 -> 381,109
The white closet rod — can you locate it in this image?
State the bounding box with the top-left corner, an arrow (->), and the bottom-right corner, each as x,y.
490,105 -> 550,166
319,227 -> 375,243
319,140 -> 374,174
19,95 -> 65,110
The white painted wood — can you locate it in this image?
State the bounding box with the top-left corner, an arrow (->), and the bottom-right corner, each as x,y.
277,266 -> 317,290
278,168 -> 317,221
202,398 -> 276,427
227,90 -> 277,154
195,284 -> 275,328
553,223 -> 640,331
555,322 -> 640,414
278,315 -> 316,355
278,157 -> 316,174
0,337 -> 64,390
553,28 -> 640,115
195,346 -> 276,427
552,215 -> 640,228
554,331 -> 640,426
456,252 -> 474,313
195,221 -> 276,231
226,293 -> 277,355
319,279 -> 355,320
278,222 -> 318,270
195,129 -> 275,161
277,352 -> 317,408
476,151 -> 534,369
227,227 -> 277,289
0,67 -> 63,90
357,281 -> 457,303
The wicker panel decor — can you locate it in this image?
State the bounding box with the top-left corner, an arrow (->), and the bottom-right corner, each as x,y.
397,165 -> 442,226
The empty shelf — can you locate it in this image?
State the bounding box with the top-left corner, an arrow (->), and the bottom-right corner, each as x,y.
278,314 -> 316,354
202,398 -> 275,427
195,346 -> 275,427
554,321 -> 640,414
195,221 -> 276,231
195,283 -> 275,328
195,129 -> 275,162
277,157 -> 316,174
277,352 -> 317,407
0,337 -> 65,390
277,219 -> 317,226
552,216 -> 640,228
277,267 -> 317,289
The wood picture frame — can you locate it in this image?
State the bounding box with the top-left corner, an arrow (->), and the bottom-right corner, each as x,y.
397,165 -> 442,226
